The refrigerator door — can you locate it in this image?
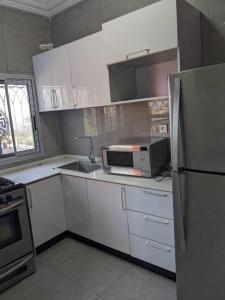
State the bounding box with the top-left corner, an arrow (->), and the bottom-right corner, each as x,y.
170,63 -> 225,173
174,170 -> 225,300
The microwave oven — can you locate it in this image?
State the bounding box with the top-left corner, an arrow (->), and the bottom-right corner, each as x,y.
102,138 -> 169,178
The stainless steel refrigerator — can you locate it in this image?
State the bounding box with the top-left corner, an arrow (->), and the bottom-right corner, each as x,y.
169,63 -> 225,300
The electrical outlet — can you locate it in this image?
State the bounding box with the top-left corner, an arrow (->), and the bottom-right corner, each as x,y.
159,124 -> 168,134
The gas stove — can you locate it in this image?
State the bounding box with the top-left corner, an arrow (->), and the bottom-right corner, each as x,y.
0,177 -> 23,195
0,177 -> 35,293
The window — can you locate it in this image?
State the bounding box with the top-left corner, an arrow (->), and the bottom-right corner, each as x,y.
0,77 -> 40,160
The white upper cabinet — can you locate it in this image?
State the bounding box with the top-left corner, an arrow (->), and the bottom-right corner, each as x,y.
33,45 -> 75,112
69,32 -> 111,108
33,51 -> 52,112
50,45 -> 74,110
102,0 -> 178,65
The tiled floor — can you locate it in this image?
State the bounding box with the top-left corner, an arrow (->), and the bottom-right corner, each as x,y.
1,238 -> 177,300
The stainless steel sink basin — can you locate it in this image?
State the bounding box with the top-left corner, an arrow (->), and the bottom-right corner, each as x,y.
58,161 -> 102,173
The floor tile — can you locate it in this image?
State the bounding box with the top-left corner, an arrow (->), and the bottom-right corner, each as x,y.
101,264 -> 177,300
37,237 -> 91,267
1,239 -> 177,300
49,240 -> 130,295
1,264 -> 96,300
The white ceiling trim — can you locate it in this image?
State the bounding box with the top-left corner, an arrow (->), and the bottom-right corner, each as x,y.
0,0 -> 83,17
48,0 -> 83,17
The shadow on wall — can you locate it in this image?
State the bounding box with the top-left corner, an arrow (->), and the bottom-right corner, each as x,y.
60,98 -> 169,157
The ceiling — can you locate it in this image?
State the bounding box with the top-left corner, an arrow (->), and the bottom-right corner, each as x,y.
0,0 -> 83,17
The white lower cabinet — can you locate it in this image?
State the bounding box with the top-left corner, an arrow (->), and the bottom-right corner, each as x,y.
62,176 -> 92,239
130,235 -> 176,272
87,180 -> 130,254
125,186 -> 175,272
128,210 -> 174,246
26,173 -> 174,272
26,176 -> 66,248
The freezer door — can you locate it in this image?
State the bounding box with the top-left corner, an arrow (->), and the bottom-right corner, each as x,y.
170,63 -> 225,173
173,171 -> 225,300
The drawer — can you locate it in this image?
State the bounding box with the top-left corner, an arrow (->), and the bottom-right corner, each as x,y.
128,211 -> 174,246
130,234 -> 176,272
125,186 -> 173,219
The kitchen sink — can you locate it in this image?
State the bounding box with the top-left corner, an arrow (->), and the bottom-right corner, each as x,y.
58,161 -> 102,173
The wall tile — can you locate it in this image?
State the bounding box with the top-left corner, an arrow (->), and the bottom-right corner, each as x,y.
187,0 -> 209,16
2,7 -> 51,74
0,7 -> 7,72
209,0 -> 225,31
39,112 -> 64,157
51,0 -> 160,47
60,98 -> 169,156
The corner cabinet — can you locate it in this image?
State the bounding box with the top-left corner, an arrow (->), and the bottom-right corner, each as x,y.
26,176 -> 66,248
62,176 -> 92,239
87,180 -> 130,254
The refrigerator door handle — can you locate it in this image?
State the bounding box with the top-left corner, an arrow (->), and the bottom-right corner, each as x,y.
172,78 -> 181,172
174,172 -> 186,252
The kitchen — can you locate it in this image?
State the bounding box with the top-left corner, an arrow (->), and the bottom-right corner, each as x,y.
0,0 -> 224,299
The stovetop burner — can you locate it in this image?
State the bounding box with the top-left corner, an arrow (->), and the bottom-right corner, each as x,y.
0,177 -> 22,193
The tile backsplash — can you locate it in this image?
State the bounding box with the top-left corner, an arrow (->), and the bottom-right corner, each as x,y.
60,98 -> 169,157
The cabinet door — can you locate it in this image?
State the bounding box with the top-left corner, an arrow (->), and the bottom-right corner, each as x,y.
102,0 -> 178,64
32,51 -> 53,112
50,45 -> 74,110
69,32 -> 110,108
87,180 -> 130,254
62,176 -> 92,239
27,176 -> 66,247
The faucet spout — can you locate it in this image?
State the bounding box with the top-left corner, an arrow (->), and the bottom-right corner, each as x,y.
74,136 -> 96,163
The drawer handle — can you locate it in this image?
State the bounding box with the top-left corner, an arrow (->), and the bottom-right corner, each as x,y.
143,190 -> 168,198
145,241 -> 171,252
144,216 -> 170,225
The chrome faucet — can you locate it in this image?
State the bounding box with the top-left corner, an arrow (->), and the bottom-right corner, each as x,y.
74,136 -> 96,163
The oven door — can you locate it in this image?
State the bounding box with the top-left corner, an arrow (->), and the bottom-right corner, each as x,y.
0,195 -> 33,268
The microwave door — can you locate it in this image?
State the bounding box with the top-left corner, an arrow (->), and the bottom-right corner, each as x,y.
103,150 -> 134,168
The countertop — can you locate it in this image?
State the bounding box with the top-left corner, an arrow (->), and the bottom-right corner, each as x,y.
0,155 -> 172,192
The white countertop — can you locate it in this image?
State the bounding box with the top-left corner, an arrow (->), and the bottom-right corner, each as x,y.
0,155 -> 172,192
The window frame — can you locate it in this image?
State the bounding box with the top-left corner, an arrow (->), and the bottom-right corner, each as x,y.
0,73 -> 43,166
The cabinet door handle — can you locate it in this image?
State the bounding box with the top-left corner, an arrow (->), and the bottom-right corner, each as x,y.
143,190 -> 168,198
121,187 -> 127,210
126,49 -> 150,60
53,89 -> 58,108
144,215 -> 170,225
27,187 -> 33,209
145,241 -> 171,252
50,89 -> 54,108
73,87 -> 78,108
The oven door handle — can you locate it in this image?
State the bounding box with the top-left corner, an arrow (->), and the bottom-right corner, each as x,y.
0,254 -> 33,281
0,199 -> 24,216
